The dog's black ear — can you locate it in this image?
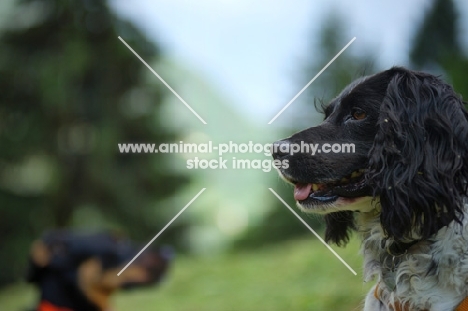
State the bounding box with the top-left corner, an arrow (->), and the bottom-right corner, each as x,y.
324,211 -> 355,246
368,69 -> 468,241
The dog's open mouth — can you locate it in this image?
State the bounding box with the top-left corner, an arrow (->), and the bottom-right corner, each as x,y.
292,169 -> 367,204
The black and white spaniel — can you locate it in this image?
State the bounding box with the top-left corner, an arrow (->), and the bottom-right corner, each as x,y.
272,67 -> 468,311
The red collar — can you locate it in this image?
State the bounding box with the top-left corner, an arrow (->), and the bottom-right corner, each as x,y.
38,301 -> 73,311
374,282 -> 468,311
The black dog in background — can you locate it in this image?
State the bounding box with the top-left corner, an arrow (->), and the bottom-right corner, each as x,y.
27,230 -> 172,311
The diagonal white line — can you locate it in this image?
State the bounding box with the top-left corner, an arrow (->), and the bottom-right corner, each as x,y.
117,188 -> 206,276
268,188 -> 357,276
118,36 -> 207,125
268,37 -> 356,124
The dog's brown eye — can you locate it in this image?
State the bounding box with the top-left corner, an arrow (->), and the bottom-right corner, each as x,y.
352,109 -> 366,120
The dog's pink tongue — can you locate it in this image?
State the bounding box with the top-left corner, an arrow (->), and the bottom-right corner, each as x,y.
294,183 -> 312,201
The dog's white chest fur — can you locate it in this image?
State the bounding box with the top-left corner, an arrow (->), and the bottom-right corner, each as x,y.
360,204 -> 468,311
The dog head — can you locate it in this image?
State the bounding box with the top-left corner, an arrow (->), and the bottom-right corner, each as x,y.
273,67 -> 468,245
28,230 -> 172,310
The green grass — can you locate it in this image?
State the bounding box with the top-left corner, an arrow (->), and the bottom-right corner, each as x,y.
0,238 -> 372,311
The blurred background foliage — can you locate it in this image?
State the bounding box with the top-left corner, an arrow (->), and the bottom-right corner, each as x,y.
0,0 -> 189,285
0,0 -> 468,310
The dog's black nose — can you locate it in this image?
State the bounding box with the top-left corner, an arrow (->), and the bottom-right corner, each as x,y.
272,139 -> 290,160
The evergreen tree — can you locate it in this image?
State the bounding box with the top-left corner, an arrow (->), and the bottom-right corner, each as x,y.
0,0 -> 188,285
409,0 -> 468,100
410,0 -> 461,69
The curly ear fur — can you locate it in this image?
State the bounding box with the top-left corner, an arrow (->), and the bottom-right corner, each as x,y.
324,211 -> 355,246
368,69 -> 468,241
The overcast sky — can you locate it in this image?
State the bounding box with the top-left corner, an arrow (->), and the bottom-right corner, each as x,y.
111,0 -> 468,124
